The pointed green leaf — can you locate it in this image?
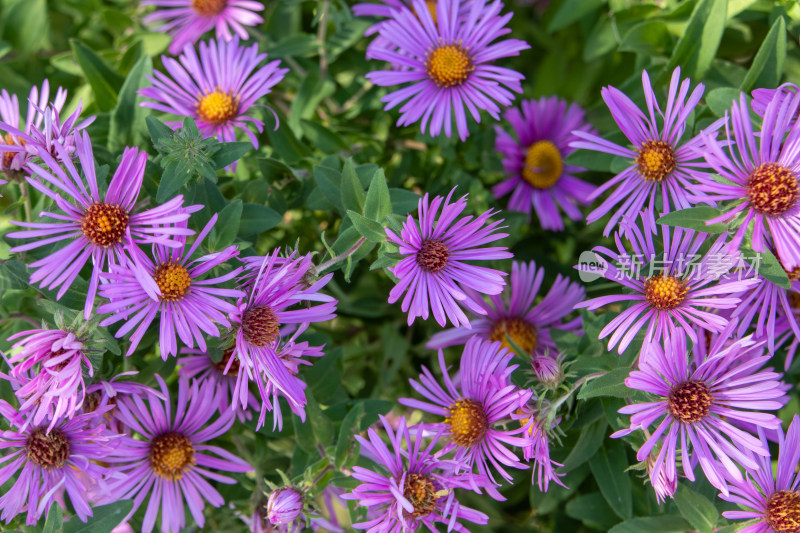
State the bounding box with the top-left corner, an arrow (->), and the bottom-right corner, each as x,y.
109,55 -> 152,151
63,501 -> 134,533
211,142 -> 252,170
578,368 -> 632,400
674,483 -> 719,533
211,200 -> 242,249
668,0 -> 727,79
740,16 -> 786,92
589,442 -> 632,519
70,39 -> 124,112
146,115 -> 173,146
656,207 -> 728,233
608,515 -> 691,533
239,203 -> 283,237
340,159 -> 366,213
347,210 -> 386,243
364,169 -> 392,222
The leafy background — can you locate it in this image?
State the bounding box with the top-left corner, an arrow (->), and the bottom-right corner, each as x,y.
0,0 -> 799,531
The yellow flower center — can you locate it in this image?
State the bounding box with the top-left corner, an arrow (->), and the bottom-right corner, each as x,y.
747,163 -> 799,216
445,398 -> 488,447
241,305 -> 280,348
767,490 -> 800,533
488,318 -> 537,354
635,140 -> 676,182
81,203 -> 129,247
667,380 -> 712,423
644,275 -> 688,311
403,473 -> 439,517
153,262 -> 191,302
192,0 -> 227,16
26,428 -> 70,469
521,140 -> 563,189
426,45 -> 473,88
150,432 -> 196,480
197,90 -> 239,125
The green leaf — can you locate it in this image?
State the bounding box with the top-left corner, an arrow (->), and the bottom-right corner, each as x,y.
668,0 -> 727,80
1,0 -> 48,54
578,368 -> 632,400
335,402 -> 365,469
564,417 -> 608,470
211,142 -> 252,170
608,515 -> 691,533
364,169 -> 392,222
156,162 -> 193,204
674,483 -> 719,533
656,207 -> 728,233
618,21 -> 673,56
63,501 -> 133,533
301,120 -> 349,152
211,200 -> 242,248
146,115 -> 173,146
565,493 -> 619,530
239,203 -> 283,237
340,159 -> 366,213
705,87 -> 741,117
70,39 -> 124,112
293,411 -> 317,454
0,260 -> 29,291
740,16 -> 786,92
307,394 -> 334,446
42,502 -> 63,533
547,0 -> 605,32
0,40 -> 11,60
753,248 -> 791,289
289,73 -> 336,136
313,163 -> 344,212
589,441 -> 632,519
109,54 -> 152,151
347,211 -> 386,243
265,34 -> 319,58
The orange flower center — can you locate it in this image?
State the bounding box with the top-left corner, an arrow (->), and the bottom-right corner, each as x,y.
403,473 -> 438,517
426,45 -> 473,88
522,140 -> 563,189
668,380 -> 712,423
150,432 -> 196,480
242,305 -> 280,348
644,275 -> 688,310
191,0 -> 227,16
81,203 -> 129,247
2,133 -> 25,169
446,398 -> 488,447
26,427 -> 70,469
153,262 -> 191,301
488,318 -> 537,354
767,490 -> 800,533
636,140 -> 676,182
197,90 -> 239,124
747,163 -> 799,216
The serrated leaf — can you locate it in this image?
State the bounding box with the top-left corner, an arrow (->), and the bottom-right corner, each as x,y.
63,501 -> 133,533
674,483 -> 719,533
70,39 -> 124,112
740,16 -> 786,92
578,368 -> 632,400
656,207 -> 728,233
668,0 -> 727,80
364,169 -> 392,222
340,159 -> 366,213
589,442 -> 632,519
347,211 -> 386,243
211,142 -> 252,170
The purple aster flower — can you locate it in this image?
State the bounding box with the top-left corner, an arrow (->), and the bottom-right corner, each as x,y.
493,97 -> 597,230
178,347 -> 258,421
645,450 -> 678,504
0,401 -> 117,525
140,37 -> 288,152
518,405 -> 564,492
611,333 -> 787,495
266,488 -> 305,532
751,83 -> 799,119
343,415 -> 489,532
5,327 -> 94,430
427,259 -> 583,355
570,67 -> 723,236
228,250 -> 337,430
694,92 -> 800,272
399,337 -> 533,499
0,79 -> 93,180
142,0 -> 264,55
720,415 -> 800,533
103,375 -> 253,533
366,0 -> 530,141
387,188 -> 512,328
576,216 -> 756,355
97,213 -> 244,357
7,131 -> 196,318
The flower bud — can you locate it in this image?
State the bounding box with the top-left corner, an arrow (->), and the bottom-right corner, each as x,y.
266,487 -> 304,526
531,352 -> 563,387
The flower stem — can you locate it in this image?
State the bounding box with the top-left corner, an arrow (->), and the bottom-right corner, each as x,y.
317,237 -> 367,274
19,180 -> 31,223
317,0 -> 330,80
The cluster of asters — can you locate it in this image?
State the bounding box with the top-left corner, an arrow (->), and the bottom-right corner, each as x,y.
568,67 -> 800,532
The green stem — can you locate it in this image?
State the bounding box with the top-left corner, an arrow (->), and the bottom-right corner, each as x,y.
317,236 -> 367,274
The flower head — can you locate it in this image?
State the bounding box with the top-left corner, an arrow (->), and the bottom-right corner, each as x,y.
399,337 -> 533,499
570,67 -> 722,236
142,0 -> 265,55
612,334 -> 787,495
694,92 -> 800,271
0,80 -> 93,180
427,260 -> 583,354
266,488 -> 305,531
140,37 -> 288,154
343,415 -> 489,532
0,401 -> 117,525
228,250 -> 337,430
7,131 -> 196,318
494,97 -> 596,230
751,83 -> 799,119
720,415 -> 800,533
518,405 -> 565,492
104,376 -> 253,533
4,327 -> 94,430
387,188 -> 512,328
366,0 -> 529,140
576,216 -> 756,355
97,213 -> 244,357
